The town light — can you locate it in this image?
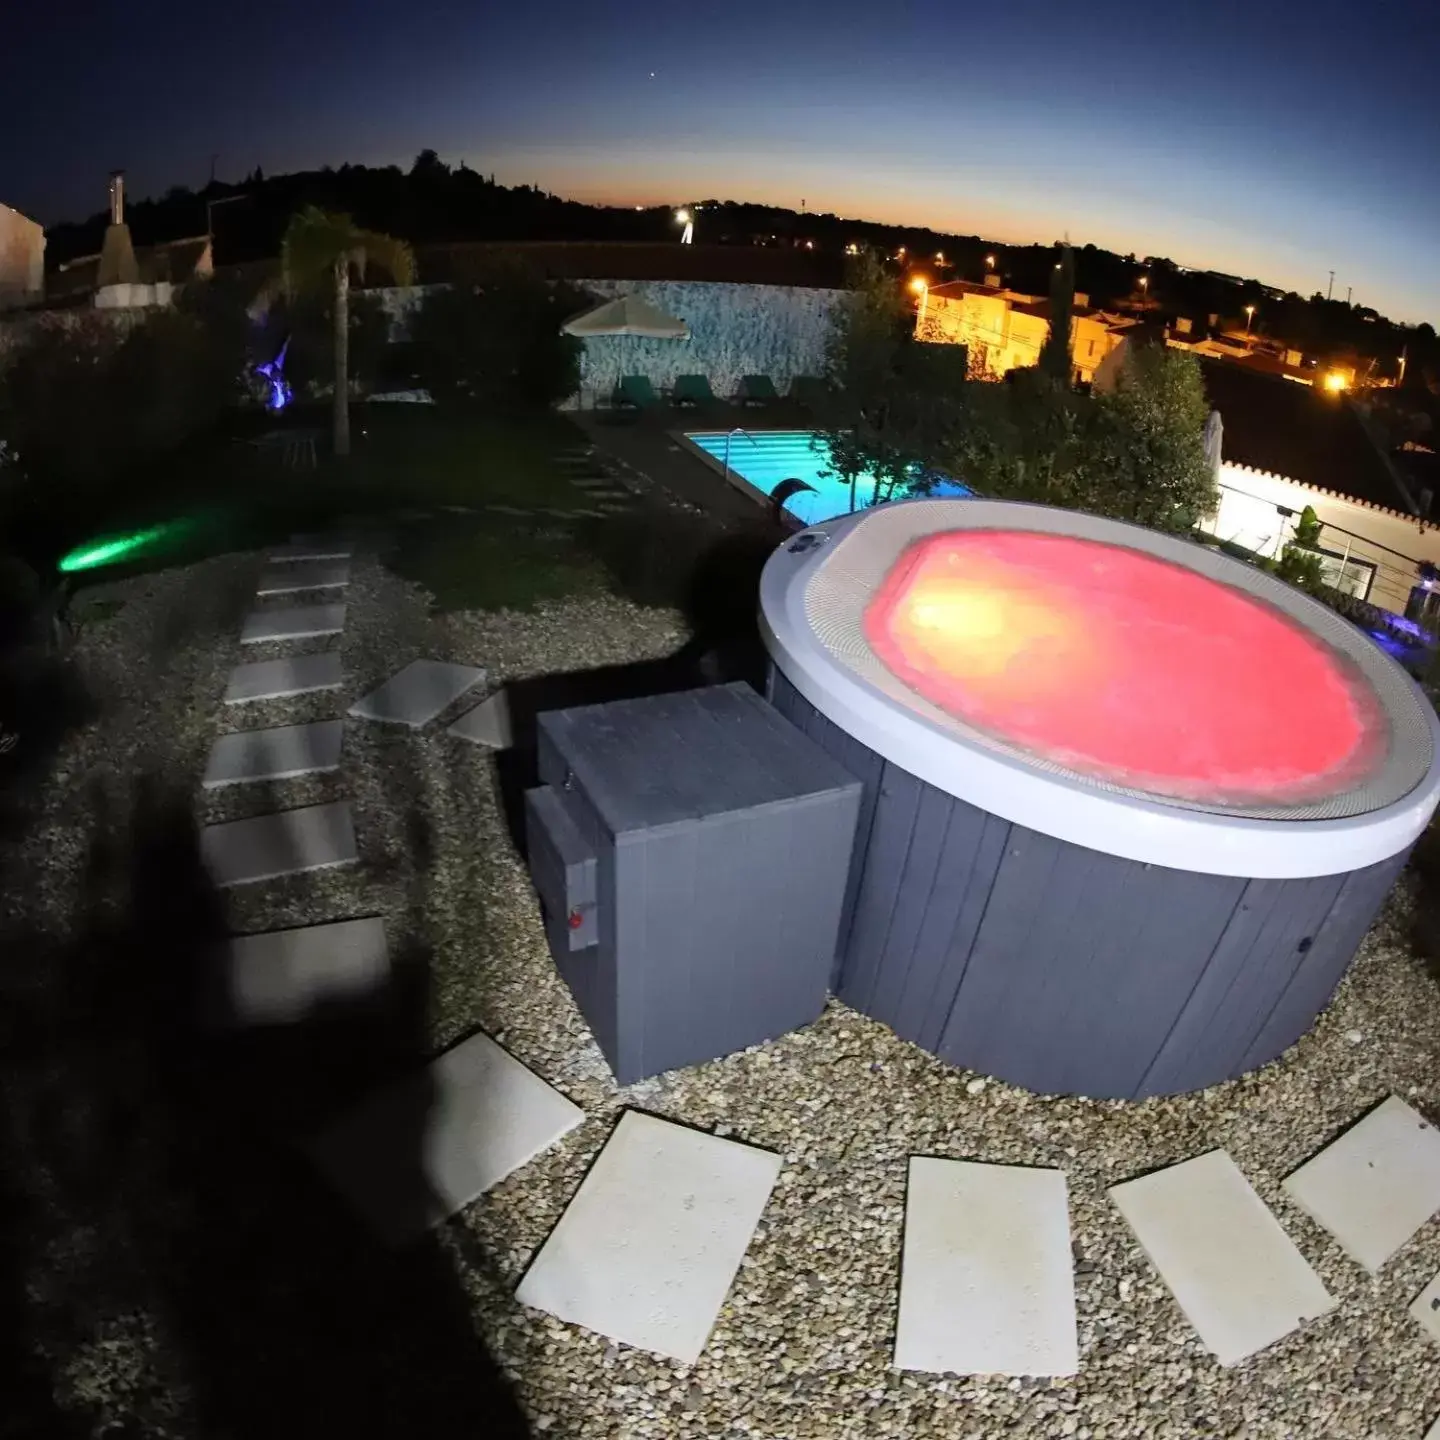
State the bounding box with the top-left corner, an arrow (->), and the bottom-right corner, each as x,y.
985,254 -> 996,269
935,251 -> 945,263
1139,275 -> 1149,292
1244,304 -> 1256,338
1323,371 -> 1349,393
909,277 -> 929,294
675,207 -> 694,244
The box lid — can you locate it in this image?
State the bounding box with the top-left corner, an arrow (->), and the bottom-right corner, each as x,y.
538,683 -> 859,835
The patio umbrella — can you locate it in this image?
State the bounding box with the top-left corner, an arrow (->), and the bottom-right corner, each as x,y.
561,294 -> 690,339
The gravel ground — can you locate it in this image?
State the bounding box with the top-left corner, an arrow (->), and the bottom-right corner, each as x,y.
6,543 -> 1440,1440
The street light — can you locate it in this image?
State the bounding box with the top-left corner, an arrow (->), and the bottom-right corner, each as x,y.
1244,304 -> 1256,338
910,275 -> 930,330
675,208 -> 693,244
1138,274 -> 1149,295
985,254 -> 996,269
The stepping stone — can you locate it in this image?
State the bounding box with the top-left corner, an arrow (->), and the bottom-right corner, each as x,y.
201,720 -> 344,788
1408,1269 -> 1440,1347
486,504 -> 530,517
200,802 -> 358,888
310,1030 -> 583,1247
348,660 -> 486,729
270,538 -> 353,562
1109,1150 -> 1334,1366
895,1158 -> 1077,1377
222,916 -> 389,1026
1429,1417 -> 1440,1440
1283,1096 -> 1440,1273
256,559 -> 351,596
224,651 -> 345,705
241,604 -> 346,644
439,504 -> 477,515
568,475 -> 616,489
570,509 -> 608,519
597,503 -> 632,514
448,689 -> 511,749
515,1110 -> 781,1364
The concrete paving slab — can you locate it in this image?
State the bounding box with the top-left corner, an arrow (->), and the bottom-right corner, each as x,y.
1110,1150 -> 1335,1366
310,1030 -> 583,1246
241,604 -> 346,644
447,689 -> 511,749
515,1111 -> 781,1364
1284,1097 -> 1440,1273
200,802 -> 357,887
348,659 -> 486,729
223,916 -> 389,1025
201,720 -> 344,788
256,560 -> 351,595
270,538 -> 353,562
895,1158 -> 1078,1376
1409,1269 -> 1440,1347
223,651 -> 344,704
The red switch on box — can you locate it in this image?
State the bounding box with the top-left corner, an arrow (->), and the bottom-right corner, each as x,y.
568,910 -> 584,930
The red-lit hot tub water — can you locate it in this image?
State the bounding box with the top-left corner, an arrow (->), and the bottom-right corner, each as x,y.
865,529 -> 1385,808
760,499 -> 1440,1099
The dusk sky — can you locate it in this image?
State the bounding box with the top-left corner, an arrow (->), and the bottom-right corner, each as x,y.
6,0 -> 1438,322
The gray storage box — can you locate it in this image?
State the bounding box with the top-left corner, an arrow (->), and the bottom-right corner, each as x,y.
525,683 -> 861,1085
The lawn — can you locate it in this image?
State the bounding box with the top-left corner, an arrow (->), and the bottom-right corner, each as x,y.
42,404 -> 624,614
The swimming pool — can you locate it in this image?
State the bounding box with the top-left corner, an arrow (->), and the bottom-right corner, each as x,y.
684,429 -> 970,527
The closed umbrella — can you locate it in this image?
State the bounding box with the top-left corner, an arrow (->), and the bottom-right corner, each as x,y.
562,294 -> 689,339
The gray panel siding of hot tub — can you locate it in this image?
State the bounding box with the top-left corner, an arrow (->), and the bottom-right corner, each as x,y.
768,668 -> 1409,1099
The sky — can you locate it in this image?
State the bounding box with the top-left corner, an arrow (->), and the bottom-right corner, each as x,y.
5,1 -> 1439,323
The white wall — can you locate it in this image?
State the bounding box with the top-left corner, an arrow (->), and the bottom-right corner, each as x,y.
1205,462 -> 1440,614
0,203 -> 44,308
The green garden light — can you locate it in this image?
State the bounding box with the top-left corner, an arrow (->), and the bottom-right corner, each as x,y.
58,520 -> 190,574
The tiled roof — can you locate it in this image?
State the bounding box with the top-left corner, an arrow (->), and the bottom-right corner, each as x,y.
1201,358 -> 1413,514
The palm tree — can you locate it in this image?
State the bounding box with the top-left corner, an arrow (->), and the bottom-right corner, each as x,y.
279,206 -> 416,456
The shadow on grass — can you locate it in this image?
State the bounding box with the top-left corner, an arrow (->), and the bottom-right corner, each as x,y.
0,772 -> 531,1439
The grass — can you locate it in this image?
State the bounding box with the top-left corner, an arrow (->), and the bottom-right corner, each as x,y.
22,399 -> 767,619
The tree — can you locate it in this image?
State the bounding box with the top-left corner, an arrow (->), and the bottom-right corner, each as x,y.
812,252 -> 965,510
1082,345 -> 1217,531
408,259 -> 588,410
279,206 -> 415,455
944,342 -> 1215,531
1038,244 -> 1075,384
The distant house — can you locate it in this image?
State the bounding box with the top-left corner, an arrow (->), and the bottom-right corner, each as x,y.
0,202 -> 45,308
1196,357 -> 1440,615
1165,317 -> 1318,384
916,276 -> 1137,383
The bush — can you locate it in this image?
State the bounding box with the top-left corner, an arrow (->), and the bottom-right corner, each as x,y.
0,287 -> 252,557
250,289 -> 391,400
409,262 -> 588,410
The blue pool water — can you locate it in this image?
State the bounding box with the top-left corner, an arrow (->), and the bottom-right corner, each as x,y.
685,429 -> 970,527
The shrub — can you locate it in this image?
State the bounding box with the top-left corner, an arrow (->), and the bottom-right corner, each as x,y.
409,263 -> 588,411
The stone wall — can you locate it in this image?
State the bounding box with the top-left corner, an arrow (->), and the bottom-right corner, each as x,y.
569,279 -> 843,408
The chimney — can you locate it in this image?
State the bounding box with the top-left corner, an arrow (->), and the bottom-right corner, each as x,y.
97,170 -> 139,289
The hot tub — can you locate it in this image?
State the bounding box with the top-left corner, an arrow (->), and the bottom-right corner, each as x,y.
760,499 -> 1440,1099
